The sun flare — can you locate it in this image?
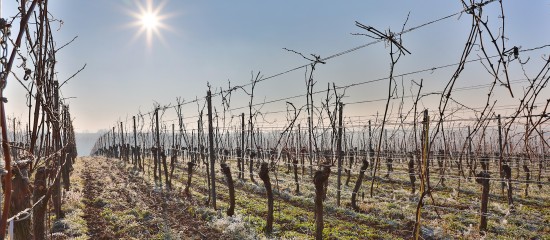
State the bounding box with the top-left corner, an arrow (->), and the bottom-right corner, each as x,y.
128,0 -> 172,49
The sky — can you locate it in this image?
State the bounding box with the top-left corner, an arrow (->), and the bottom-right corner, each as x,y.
2,0 -> 550,142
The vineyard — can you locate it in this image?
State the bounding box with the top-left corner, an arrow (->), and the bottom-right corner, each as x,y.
0,0 -> 549,240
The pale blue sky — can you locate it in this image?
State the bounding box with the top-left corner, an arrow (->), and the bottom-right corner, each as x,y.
3,0 -> 550,133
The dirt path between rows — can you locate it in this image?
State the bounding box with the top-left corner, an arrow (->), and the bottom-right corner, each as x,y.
80,156 -> 224,239
81,163 -> 114,239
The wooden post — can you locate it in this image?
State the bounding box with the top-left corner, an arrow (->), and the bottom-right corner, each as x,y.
249,114 -> 255,183
298,124 -> 303,175
369,120 -> 374,172
120,121 -> 125,161
537,128 -> 546,190
112,126 -> 116,158
52,80 -> 63,219
155,108 -> 162,186
62,107 -> 71,191
497,115 -> 505,196
293,153 -> 300,194
106,131 -> 111,157
172,123 -> 175,148
207,90 -> 216,209
414,109 -> 429,240
294,124 -> 301,193
308,116 -> 313,176
524,164 -> 530,197
133,116 -> 138,167
336,102 -> 344,207
468,126 -> 473,179
161,127 -> 170,189
385,129 -> 390,178
12,117 -> 17,162
170,123 -> 176,186
159,153 -> 169,189
241,113 -> 245,179
524,120 -> 530,197
197,119 -> 201,166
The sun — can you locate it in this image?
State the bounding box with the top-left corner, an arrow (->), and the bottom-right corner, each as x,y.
141,12 -> 159,30
127,0 -> 172,49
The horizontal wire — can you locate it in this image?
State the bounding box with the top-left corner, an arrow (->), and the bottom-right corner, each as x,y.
109,0 -> 506,124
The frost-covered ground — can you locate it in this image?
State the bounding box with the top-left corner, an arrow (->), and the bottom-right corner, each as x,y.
60,155 -> 549,239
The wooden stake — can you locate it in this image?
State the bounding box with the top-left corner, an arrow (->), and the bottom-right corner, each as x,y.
336,102 -> 344,207
207,90 -> 216,209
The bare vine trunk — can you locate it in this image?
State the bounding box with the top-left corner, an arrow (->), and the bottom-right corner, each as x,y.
185,162 -> 195,196
250,152 -> 256,183
32,167 -> 47,239
221,163 -> 235,216
523,164 -> 530,197
345,153 -> 354,186
236,149 -> 243,180
162,152 -> 170,189
11,166 -> 32,240
314,166 -> 331,240
503,165 -> 514,209
293,158 -> 300,194
408,155 -> 416,194
152,147 -> 158,180
476,171 -> 490,232
62,153 -> 72,191
351,158 -> 368,210
259,162 -> 273,234
170,150 -> 177,187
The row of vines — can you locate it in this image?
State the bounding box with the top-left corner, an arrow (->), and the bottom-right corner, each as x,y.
92,1 -> 549,239
0,1 -> 79,239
